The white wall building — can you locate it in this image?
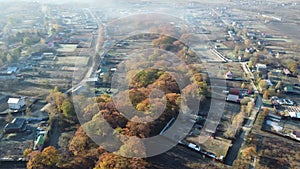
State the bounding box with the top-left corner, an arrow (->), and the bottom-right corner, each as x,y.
7,97 -> 26,111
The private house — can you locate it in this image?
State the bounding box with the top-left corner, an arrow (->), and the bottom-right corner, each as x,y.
229,88 -> 250,96
245,47 -> 256,54
7,97 -> 26,111
6,67 -> 19,74
229,88 -> 241,95
256,63 -> 267,72
4,118 -> 27,134
0,73 -> 17,80
31,52 -> 44,61
287,112 -> 300,119
265,120 -> 283,132
284,86 -> 300,94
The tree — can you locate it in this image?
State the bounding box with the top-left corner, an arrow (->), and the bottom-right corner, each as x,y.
258,80 -> 269,91
61,99 -> 75,118
69,127 -> 94,156
288,61 -> 298,75
5,113 -> 14,122
6,53 -> 13,62
241,146 -> 257,160
23,148 -> 32,158
244,39 -> 251,47
27,146 -> 60,169
58,132 -> 73,153
42,146 -> 60,166
241,83 -> 246,89
263,90 -> 269,100
275,81 -> 282,90
23,37 -> 31,46
11,47 -> 21,59
240,97 -> 251,105
234,45 -> 241,55
124,116 -> 153,138
25,107 -> 32,116
40,38 -> 46,45
94,153 -> 147,169
118,137 -> 146,157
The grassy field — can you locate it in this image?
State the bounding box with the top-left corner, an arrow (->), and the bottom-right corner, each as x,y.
57,44 -> 78,53
56,56 -> 89,66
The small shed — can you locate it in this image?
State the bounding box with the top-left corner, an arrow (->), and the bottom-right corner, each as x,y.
7,67 -> 19,74
226,94 -> 240,103
256,63 -> 267,72
7,97 -> 26,111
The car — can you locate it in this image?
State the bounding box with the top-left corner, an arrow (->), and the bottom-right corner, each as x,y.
187,143 -> 201,152
202,151 -> 217,158
207,152 -> 217,158
285,99 -> 294,106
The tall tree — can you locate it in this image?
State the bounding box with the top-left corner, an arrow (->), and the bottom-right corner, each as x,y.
27,146 -> 60,169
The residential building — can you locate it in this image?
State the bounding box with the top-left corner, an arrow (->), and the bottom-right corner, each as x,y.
4,118 -> 27,134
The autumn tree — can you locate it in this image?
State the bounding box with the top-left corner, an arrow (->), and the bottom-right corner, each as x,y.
288,61 -> 298,75
61,99 -> 75,118
263,90 -> 270,100
275,81 -> 282,90
258,80 -> 269,92
94,153 -> 147,169
27,146 -> 60,169
118,137 -> 146,157
60,147 -> 105,169
241,146 -> 257,160
69,126 -> 96,156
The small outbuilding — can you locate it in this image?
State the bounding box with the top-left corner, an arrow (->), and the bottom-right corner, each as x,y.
7,97 -> 26,111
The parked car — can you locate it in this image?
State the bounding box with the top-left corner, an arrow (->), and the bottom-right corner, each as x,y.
285,99 -> 294,106
187,143 -> 201,152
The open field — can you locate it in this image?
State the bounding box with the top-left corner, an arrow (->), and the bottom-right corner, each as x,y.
56,56 -> 90,66
57,44 -> 78,53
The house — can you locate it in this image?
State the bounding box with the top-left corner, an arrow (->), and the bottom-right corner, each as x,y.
226,94 -> 240,103
245,47 -> 256,54
6,67 -> 19,74
284,86 -> 300,94
266,120 -> 283,131
4,118 -> 27,134
0,73 -> 17,80
31,52 -> 44,61
288,112 -> 300,119
229,88 -> 241,95
7,97 -> 26,111
256,63 -> 267,72
225,71 -> 233,79
291,131 -> 300,141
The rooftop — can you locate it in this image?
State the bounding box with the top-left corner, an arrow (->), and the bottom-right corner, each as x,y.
5,118 -> 26,130
7,98 -> 21,104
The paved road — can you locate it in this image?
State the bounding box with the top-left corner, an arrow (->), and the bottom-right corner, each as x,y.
224,130 -> 246,165
223,61 -> 262,166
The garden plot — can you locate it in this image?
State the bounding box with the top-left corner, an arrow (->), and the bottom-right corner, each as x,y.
57,44 -> 78,53
56,56 -> 89,67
